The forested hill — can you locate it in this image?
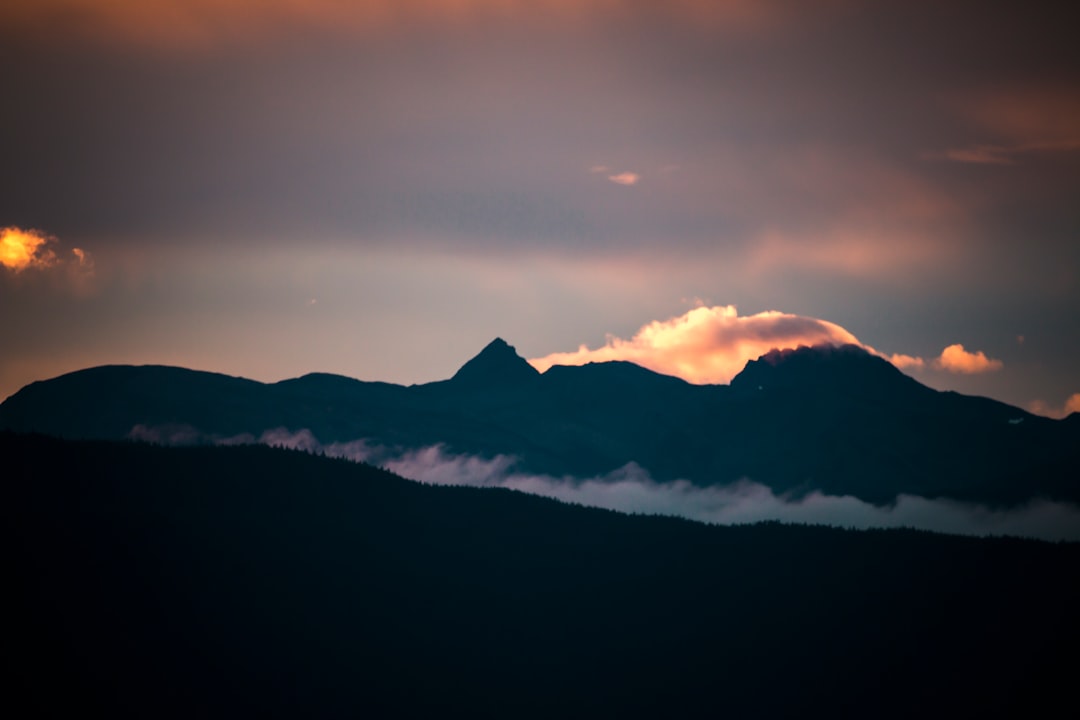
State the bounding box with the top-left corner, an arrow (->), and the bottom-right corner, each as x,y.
6,432 -> 1078,718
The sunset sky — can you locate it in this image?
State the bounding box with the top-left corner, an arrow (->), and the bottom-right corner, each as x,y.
2,1 -> 1078,416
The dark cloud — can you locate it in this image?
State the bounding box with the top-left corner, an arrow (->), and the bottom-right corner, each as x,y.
4,0 -> 1075,254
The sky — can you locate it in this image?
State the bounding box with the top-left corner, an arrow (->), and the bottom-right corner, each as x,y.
2,0 -> 1078,416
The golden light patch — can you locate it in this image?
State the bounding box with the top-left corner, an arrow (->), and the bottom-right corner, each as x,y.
0,227 -> 57,272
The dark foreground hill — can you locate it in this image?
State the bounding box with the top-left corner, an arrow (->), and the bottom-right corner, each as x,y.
6,432 -> 1078,718
2,341 -> 1078,506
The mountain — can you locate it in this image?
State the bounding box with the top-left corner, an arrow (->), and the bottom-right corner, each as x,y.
1,341 -> 1077,506
7,432 -> 1078,718
450,337 -> 540,386
731,343 -> 928,398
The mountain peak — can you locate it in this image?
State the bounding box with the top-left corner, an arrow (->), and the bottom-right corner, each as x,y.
451,338 -> 540,386
730,343 -> 922,396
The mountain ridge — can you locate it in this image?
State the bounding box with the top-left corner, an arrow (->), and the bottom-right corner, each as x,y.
2,339 -> 1076,506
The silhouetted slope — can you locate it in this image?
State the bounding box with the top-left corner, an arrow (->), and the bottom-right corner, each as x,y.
731,343 -> 929,399
0,365 -> 272,438
6,433 -> 1078,718
1,342 -> 1077,505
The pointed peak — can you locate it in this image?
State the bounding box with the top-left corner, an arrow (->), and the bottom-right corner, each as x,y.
451,338 -> 540,386
482,337 -> 513,352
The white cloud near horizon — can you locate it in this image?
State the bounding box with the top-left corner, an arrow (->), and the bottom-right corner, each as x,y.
122,425 -> 1080,542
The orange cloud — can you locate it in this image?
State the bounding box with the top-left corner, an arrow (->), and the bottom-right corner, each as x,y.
1028,393 -> 1080,420
527,304 -> 1007,385
607,172 -> 640,186
0,227 -> 58,273
0,226 -> 95,295
933,344 -> 1003,374
528,305 -> 862,384
887,353 -> 926,371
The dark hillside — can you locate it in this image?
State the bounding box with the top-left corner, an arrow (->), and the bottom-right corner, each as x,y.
5,432 -> 1078,718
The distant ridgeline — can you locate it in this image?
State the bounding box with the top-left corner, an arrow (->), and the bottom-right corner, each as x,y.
6,432 -> 1078,717
1,339 -> 1077,506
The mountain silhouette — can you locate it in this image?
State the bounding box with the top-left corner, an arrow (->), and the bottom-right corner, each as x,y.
450,337 -> 540,386
1,341 -> 1076,506
731,343 -> 927,399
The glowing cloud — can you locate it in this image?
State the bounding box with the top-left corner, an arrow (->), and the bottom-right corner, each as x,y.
528,305 -> 862,384
888,353 -> 926,371
933,344 -> 1003,374
0,227 -> 57,273
607,172 -> 640,186
0,226 -> 95,298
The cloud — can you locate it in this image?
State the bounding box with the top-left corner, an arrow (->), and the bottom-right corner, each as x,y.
71,247 -> 92,268
936,87 -> 1080,166
186,426 -> 1080,541
936,141 -> 1080,166
748,223 -> 957,279
606,172 -> 640,186
0,226 -> 96,296
1,227 -> 58,273
590,165 -> 640,186
886,344 -> 1005,376
528,305 -> 862,383
888,353 -> 926,371
0,0 -> 793,50
889,344 -> 1003,375
941,146 -> 1015,165
527,306 -> 1010,384
933,343 -> 1003,374
956,87 -> 1080,149
124,423 -> 1080,540
1028,392 -> 1080,420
